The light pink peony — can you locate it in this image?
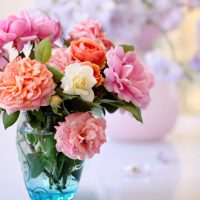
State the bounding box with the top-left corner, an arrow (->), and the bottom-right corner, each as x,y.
48,48 -> 77,72
104,46 -> 154,109
0,14 -> 32,50
29,11 -> 62,43
55,112 -> 106,160
69,19 -> 114,50
0,48 -> 9,70
0,57 -> 55,114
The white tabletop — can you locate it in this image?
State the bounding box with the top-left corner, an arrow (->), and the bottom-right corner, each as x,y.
0,114 -> 200,200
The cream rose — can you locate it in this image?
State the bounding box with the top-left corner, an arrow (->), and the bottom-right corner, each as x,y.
61,63 -> 97,102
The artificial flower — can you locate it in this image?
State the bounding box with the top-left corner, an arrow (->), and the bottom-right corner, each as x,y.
81,61 -> 104,86
0,14 -> 32,50
55,112 -> 106,160
104,46 -> 154,108
0,11 -> 62,51
48,47 -> 77,72
0,57 -> 55,114
69,19 -> 114,49
70,38 -> 106,68
28,10 -> 62,42
61,63 -> 97,102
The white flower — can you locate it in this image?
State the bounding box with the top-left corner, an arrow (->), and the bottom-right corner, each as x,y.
61,63 -> 97,102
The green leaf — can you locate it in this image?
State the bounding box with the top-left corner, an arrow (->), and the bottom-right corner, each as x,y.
26,110 -> 45,129
27,153 -> 46,178
3,111 -> 20,129
32,110 -> 45,123
90,105 -> 105,118
99,99 -> 143,122
66,98 -> 93,112
101,103 -> 118,113
56,88 -> 94,112
56,88 -> 78,100
41,137 -> 56,159
48,66 -> 64,83
35,37 -> 52,63
121,44 -> 135,52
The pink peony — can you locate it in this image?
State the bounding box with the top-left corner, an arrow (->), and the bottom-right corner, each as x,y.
69,19 -> 114,50
29,11 -> 62,43
48,48 -> 77,72
104,46 -> 154,109
0,14 -> 32,50
55,112 -> 106,160
0,57 -> 55,114
0,48 -> 9,70
0,11 -> 62,51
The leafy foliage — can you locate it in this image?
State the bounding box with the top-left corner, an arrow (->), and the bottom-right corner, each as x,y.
3,111 -> 20,129
27,153 -> 46,178
99,99 -> 143,122
48,66 -> 64,83
35,37 -> 52,63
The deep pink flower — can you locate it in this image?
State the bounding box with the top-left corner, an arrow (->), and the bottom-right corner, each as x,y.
69,19 -> 114,49
0,11 -> 62,51
104,46 -> 154,109
55,112 -> 106,160
0,57 -> 55,114
0,14 -> 32,50
0,48 -> 9,70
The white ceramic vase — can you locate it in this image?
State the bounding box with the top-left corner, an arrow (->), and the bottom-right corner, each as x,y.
105,80 -> 179,142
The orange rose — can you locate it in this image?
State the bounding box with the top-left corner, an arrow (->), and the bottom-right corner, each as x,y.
71,38 -> 106,68
81,61 -> 104,86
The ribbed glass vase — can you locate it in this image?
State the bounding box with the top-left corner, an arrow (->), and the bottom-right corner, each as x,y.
16,112 -> 84,200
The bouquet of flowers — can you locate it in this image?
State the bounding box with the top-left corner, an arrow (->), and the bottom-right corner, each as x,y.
0,10 -> 154,200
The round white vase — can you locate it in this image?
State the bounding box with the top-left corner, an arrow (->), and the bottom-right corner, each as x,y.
105,80 -> 179,142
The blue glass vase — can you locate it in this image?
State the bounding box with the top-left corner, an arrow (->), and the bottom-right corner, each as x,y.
16,112 -> 84,200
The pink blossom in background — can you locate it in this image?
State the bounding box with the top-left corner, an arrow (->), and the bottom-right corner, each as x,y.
48,48 -> 77,72
0,48 -> 9,70
0,57 -> 55,114
69,19 -> 114,49
104,46 -> 154,109
145,50 -> 183,82
55,112 -> 106,160
190,52 -> 200,73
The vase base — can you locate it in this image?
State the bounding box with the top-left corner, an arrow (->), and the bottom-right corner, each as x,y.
28,189 -> 76,200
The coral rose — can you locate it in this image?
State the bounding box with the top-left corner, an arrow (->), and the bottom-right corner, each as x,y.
104,46 -> 154,109
0,57 -> 55,114
48,47 -> 77,72
70,38 -> 106,68
69,19 -> 114,50
81,61 -> 104,86
55,112 -> 106,160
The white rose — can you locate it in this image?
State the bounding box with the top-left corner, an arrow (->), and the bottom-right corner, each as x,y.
61,63 -> 97,102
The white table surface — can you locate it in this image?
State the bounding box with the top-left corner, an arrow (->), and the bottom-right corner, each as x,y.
0,114 -> 200,200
